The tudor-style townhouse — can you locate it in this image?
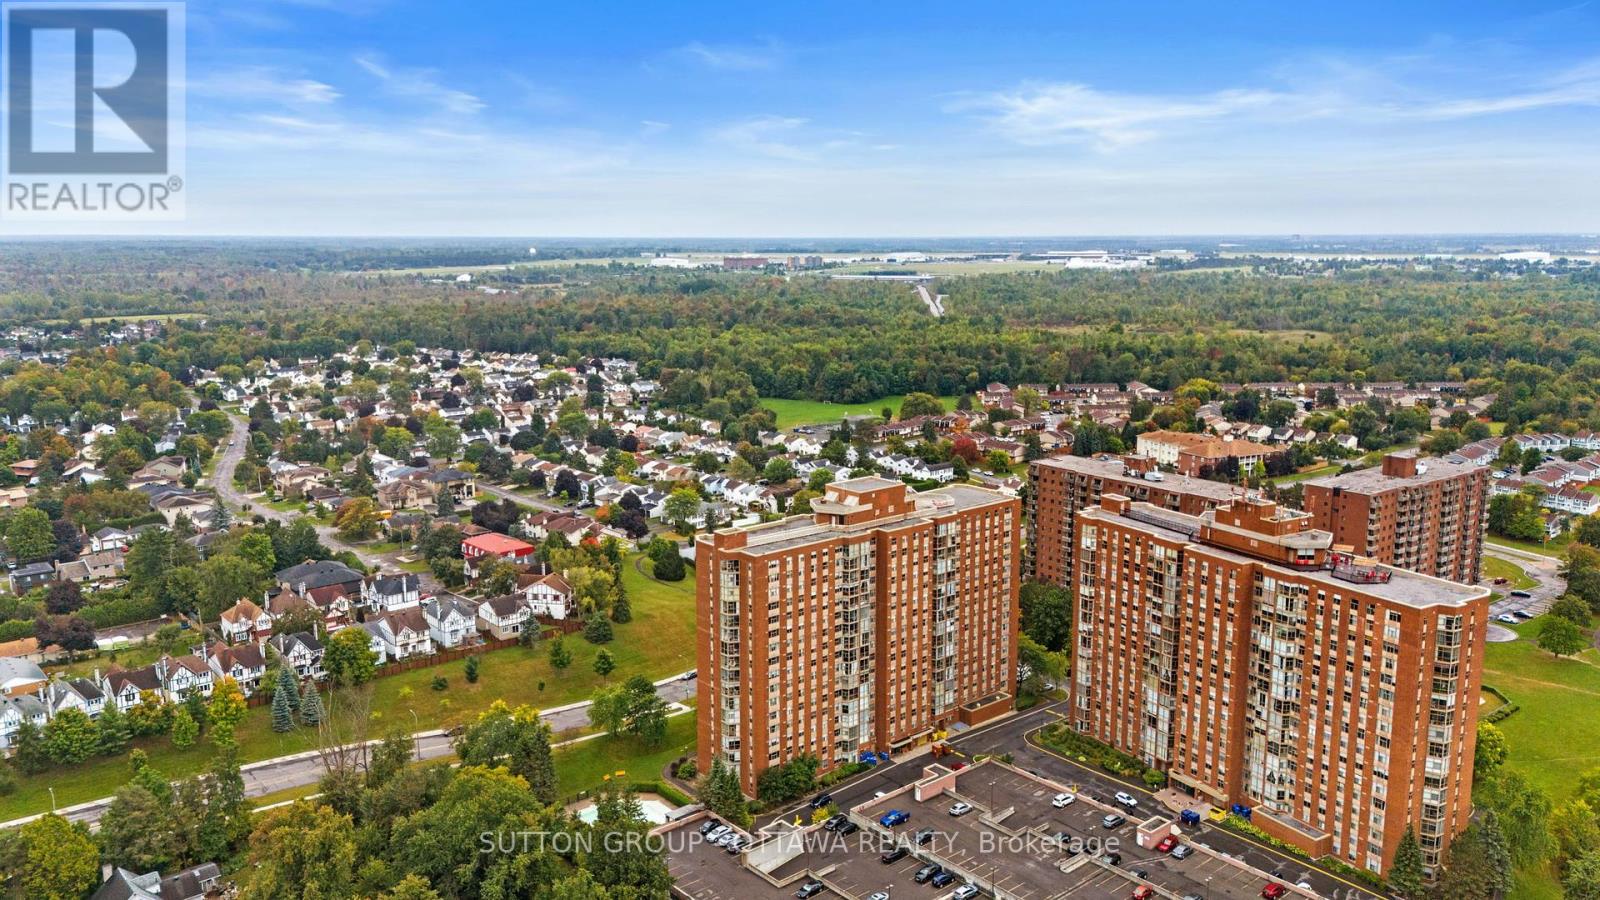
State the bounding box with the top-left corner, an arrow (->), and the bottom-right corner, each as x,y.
43,677 -> 107,718
476,594 -> 530,640
268,632 -> 326,680
0,694 -> 48,752
158,655 -> 215,702
423,596 -> 480,648
361,608 -> 434,662
206,642 -> 267,697
102,667 -> 163,712
219,597 -> 273,644
361,572 -> 422,613
519,572 -> 575,620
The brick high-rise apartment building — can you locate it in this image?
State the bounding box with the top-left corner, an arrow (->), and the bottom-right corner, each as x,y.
1072,493 -> 1488,875
1302,452 -> 1488,584
696,477 -> 1020,795
1026,453 -> 1244,585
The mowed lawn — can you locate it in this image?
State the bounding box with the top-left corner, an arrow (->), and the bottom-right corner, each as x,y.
554,711 -> 697,797
1480,620 -> 1600,899
1482,555 -> 1538,591
0,555 -> 697,821
1483,620 -> 1600,801
761,395 -> 958,430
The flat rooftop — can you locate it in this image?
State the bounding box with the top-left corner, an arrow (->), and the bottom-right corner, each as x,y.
1303,456 -> 1478,493
712,483 -> 1013,556
1031,454 -> 1245,501
1081,504 -> 1489,609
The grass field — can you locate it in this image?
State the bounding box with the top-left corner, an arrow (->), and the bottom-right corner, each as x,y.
1485,617 -> 1600,898
554,712 -> 697,797
762,395 -> 959,430
0,554 -> 696,821
1483,556 -> 1538,591
830,261 -> 1061,276
1487,532 -> 1571,558
1269,463 -> 1341,485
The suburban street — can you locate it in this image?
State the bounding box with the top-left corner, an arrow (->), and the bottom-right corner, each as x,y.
1,672 -> 697,832
209,413 -> 454,594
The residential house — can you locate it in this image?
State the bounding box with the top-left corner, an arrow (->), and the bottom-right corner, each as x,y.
275,559 -> 364,605
360,572 -> 422,613
268,632 -> 325,680
159,655 -> 215,701
477,594 -> 531,640
219,598 -> 273,644
423,597 -> 479,649
101,667 -> 162,712
363,608 -> 434,661
205,642 -> 267,697
462,532 -> 536,577
43,677 -> 106,718
91,862 -> 223,900
520,572 -> 576,620
8,562 -> 54,594
0,693 -> 48,752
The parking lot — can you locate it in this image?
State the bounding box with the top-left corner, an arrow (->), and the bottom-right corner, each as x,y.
854,762 -> 1297,900
664,759 -> 1322,900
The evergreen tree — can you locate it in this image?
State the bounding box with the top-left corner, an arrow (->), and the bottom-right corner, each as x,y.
274,665 -> 301,714
202,746 -> 251,859
549,636 -> 572,670
299,682 -> 324,726
610,591 -> 632,623
271,684 -> 295,732
435,488 -> 455,518
464,656 -> 480,684
583,612 -> 614,644
525,720 -> 559,806
1390,826 -> 1426,898
95,703 -> 131,756
12,720 -> 48,774
594,649 -> 616,679
700,755 -> 750,828
211,498 -> 231,531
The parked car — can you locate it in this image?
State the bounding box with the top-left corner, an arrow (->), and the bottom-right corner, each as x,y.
715,831 -> 739,847
680,670 -> 697,681
726,836 -> 749,854
1495,613 -> 1519,624
824,814 -> 849,831
795,880 -> 825,899
1102,813 -> 1126,829
951,886 -> 979,900
1114,791 -> 1140,808
913,864 -> 942,884
1170,844 -> 1193,860
949,801 -> 973,817
880,810 -> 910,827
1513,609 -> 1534,619
707,825 -> 731,842
930,871 -> 956,889
1133,888 -> 1156,900
867,893 -> 889,900
1154,835 -> 1178,853
1051,831 -> 1080,856
1052,792 -> 1075,808
810,792 -> 834,809
1103,851 -> 1122,866
1261,885 -> 1288,900
1511,589 -> 1532,598
881,847 -> 909,864
699,819 -> 722,836
914,827 -> 936,846
837,821 -> 860,836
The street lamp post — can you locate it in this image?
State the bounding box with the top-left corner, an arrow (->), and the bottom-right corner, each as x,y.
47,786 -> 56,812
409,709 -> 420,760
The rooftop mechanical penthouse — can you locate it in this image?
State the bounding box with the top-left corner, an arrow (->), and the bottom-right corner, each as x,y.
696,477 -> 1020,795
1073,493 -> 1489,876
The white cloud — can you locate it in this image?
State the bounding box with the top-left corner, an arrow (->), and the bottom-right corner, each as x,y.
962,55 -> 1600,148
190,67 -> 340,106
710,115 -> 814,160
355,53 -> 484,116
676,40 -> 781,71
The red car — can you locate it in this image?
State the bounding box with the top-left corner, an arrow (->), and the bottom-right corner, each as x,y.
1132,888 -> 1155,900
1262,884 -> 1288,899
1153,835 -> 1178,853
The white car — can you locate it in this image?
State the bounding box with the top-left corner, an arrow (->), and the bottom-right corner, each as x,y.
952,886 -> 980,900
1114,791 -> 1139,808
949,801 -> 973,817
1495,613 -> 1519,624
1052,792 -> 1076,808
706,825 -> 731,842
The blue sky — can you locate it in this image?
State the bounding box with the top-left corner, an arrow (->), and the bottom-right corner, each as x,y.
105,0 -> 1600,234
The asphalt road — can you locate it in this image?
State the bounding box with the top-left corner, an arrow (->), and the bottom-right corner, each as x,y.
3,672 -> 698,831
1485,542 -> 1565,618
